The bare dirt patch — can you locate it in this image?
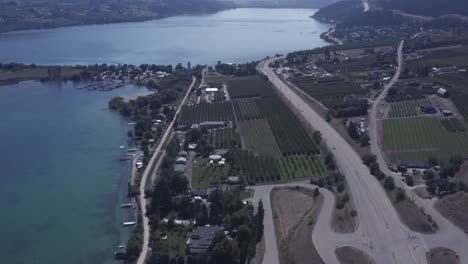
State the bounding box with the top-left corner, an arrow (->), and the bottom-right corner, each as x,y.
387,188 -> 438,233
427,247 -> 460,264
435,192 -> 468,234
332,185 -> 357,233
455,161 -> 468,185
271,187 -> 324,264
332,202 -> 357,233
336,246 -> 375,264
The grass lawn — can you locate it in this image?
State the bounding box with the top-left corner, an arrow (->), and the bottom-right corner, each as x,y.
191,156 -> 231,190
159,228 -> 187,258
383,117 -> 468,163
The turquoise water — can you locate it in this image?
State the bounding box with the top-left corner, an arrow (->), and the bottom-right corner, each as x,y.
0,8 -> 330,65
0,81 -> 147,264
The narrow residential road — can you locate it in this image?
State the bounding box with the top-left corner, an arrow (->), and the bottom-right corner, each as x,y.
368,41 -> 468,261
258,55 -> 431,264
136,76 -> 195,264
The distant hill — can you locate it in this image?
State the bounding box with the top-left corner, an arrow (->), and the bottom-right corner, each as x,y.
371,0 -> 468,17
312,0 -> 363,23
219,0 -> 339,8
0,0 -> 232,33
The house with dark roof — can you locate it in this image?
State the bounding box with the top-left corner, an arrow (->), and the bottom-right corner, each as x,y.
187,226 -> 223,255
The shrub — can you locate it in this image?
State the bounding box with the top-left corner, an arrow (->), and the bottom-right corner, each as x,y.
405,175 -> 414,187
383,176 -> 395,191
395,188 -> 407,202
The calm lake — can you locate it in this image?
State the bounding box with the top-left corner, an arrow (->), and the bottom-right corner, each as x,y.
0,8 -> 330,65
0,8 -> 329,264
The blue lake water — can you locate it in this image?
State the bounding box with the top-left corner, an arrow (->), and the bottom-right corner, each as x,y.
0,81 -> 147,264
0,8 -> 330,264
0,8 -> 330,66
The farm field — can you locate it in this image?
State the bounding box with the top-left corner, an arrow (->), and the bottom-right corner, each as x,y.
179,101 -> 234,126
388,99 -> 431,118
279,156 -> 327,180
440,118 -> 467,132
257,97 -> 320,155
291,76 -> 367,104
322,54 -> 394,73
213,91 -> 226,102
406,46 -> 468,71
204,75 -> 233,84
238,119 -> 282,158
208,128 -> 241,149
435,72 -> 468,121
383,117 -> 468,163
227,75 -> 275,99
191,157 -> 231,190
233,98 -> 265,120
229,149 -> 280,184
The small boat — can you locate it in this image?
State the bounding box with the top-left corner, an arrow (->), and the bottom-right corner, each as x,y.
123,221 -> 137,226
114,245 -> 126,259
121,203 -> 133,208
119,145 -> 125,149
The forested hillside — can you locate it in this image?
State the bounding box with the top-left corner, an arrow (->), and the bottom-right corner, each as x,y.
372,0 -> 468,17
0,0 -> 231,32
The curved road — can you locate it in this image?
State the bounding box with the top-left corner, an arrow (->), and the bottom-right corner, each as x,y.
368,42 -> 468,261
259,54 -> 431,264
136,76 -> 195,264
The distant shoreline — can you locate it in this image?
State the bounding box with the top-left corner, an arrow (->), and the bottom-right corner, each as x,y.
0,5 -> 326,35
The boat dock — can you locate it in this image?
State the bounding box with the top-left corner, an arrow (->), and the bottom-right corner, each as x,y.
77,81 -> 125,91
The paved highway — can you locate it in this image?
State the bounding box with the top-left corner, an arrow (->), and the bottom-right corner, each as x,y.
258,54 -> 431,264
136,77 -> 195,264
368,41 -> 468,262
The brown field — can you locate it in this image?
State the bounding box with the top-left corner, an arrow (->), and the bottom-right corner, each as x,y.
427,247 -> 460,264
336,246 -> 375,264
435,192 -> 468,234
271,187 -> 323,264
238,119 -> 282,158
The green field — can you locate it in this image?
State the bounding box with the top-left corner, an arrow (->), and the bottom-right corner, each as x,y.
388,99 -> 430,118
440,118 -> 467,132
279,156 -> 327,180
204,75 -> 233,84
159,228 -> 186,258
208,127 -> 241,149
256,97 -> 320,155
383,117 -> 468,162
191,157 -> 231,190
322,54 -> 394,73
435,72 -> 468,121
179,101 -> 234,126
238,119 -> 282,158
407,46 -> 468,71
233,98 -> 265,120
292,76 -> 366,103
213,91 -> 226,102
227,75 -> 275,99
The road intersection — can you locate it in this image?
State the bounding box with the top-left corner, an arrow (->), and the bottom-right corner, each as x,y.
256,43 -> 464,263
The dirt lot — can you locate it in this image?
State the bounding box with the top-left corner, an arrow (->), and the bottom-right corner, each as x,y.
426,247 -> 460,264
388,188 -> 438,233
336,246 -> 375,264
332,190 -> 357,233
271,187 -> 324,264
435,192 -> 468,234
455,161 -> 468,185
